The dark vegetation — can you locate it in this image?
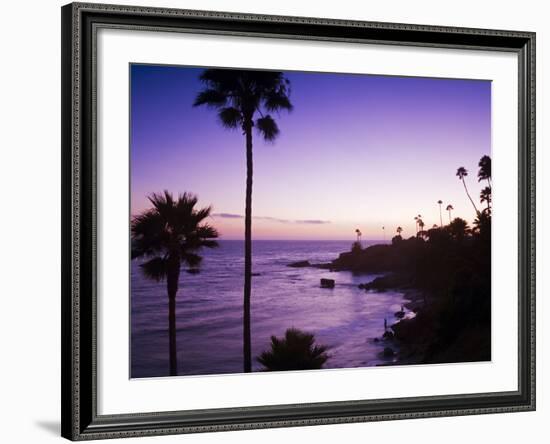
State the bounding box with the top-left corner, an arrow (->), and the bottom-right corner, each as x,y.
334,155 -> 492,364
257,328 -> 329,371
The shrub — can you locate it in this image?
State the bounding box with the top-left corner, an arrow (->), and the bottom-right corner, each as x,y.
257,328 -> 329,371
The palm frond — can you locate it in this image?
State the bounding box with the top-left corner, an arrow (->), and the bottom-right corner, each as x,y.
188,224 -> 219,249
478,155 -> 492,182
196,223 -> 219,243
218,107 -> 242,129
256,115 -> 279,142
182,252 -> 202,268
264,90 -> 293,112
257,328 -> 329,371
140,257 -> 168,282
148,190 -> 174,217
193,206 -> 213,224
131,210 -> 166,258
480,186 -> 492,203
456,167 -> 468,179
193,88 -> 227,108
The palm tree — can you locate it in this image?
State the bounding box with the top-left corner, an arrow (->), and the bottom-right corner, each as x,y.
437,200 -> 443,227
480,186 -> 492,213
478,155 -> 492,188
414,216 -> 418,236
396,226 -> 403,237
456,167 -> 479,214
418,219 -> 425,238
257,328 -> 329,371
194,69 -> 293,373
446,204 -> 454,224
448,217 -> 470,241
355,228 -> 362,243
131,191 -> 219,376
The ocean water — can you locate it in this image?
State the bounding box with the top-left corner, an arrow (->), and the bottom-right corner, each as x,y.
131,240 -> 411,378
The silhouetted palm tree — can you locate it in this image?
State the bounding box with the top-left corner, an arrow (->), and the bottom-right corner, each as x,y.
418,219 -> 425,238
194,69 -> 292,373
257,328 -> 329,371
414,216 -> 419,235
473,209 -> 491,238
448,217 -> 470,241
456,167 -> 479,214
437,200 -> 443,227
396,226 -> 403,237
480,186 -> 492,213
131,191 -> 219,376
355,228 -> 362,243
478,155 -> 492,188
446,204 -> 454,224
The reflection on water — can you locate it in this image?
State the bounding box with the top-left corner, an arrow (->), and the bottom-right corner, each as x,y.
131,240 -> 412,378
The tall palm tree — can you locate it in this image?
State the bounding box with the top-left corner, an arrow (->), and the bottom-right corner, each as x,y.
437,200 -> 443,227
478,155 -> 492,188
446,204 -> 454,224
355,228 -> 362,243
456,167 -> 479,214
194,69 -> 292,373
414,216 -> 418,236
131,191 -> 219,376
396,226 -> 403,237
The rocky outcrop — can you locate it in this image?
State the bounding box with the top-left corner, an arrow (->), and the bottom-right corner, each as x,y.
287,260 -> 311,268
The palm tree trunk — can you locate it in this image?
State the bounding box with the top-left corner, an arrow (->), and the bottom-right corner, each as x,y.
243,122 -> 253,373
168,295 -> 177,376
448,210 -> 452,224
166,260 -> 180,376
461,178 -> 479,214
439,205 -> 443,227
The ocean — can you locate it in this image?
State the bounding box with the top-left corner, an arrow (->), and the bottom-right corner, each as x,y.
130,240 -> 412,378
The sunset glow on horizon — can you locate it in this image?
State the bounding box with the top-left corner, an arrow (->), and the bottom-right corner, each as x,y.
131,64 -> 491,241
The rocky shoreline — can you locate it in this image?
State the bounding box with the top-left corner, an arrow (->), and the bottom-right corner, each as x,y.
287,235 -> 491,366
287,255 -> 431,365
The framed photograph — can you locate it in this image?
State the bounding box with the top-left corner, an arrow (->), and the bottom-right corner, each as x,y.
61,2 -> 536,440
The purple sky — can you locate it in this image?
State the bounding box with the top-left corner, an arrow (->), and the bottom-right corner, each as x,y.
131,64 -> 491,240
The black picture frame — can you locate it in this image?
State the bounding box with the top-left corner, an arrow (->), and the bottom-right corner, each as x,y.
61,2 -> 536,440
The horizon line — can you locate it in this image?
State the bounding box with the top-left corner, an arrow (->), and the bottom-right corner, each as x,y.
212,238 -> 391,242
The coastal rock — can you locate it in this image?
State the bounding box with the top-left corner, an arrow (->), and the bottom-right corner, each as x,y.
320,278 -> 335,289
287,260 -> 311,268
311,262 -> 333,270
382,347 -> 395,357
361,273 -> 411,292
394,305 -> 406,319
